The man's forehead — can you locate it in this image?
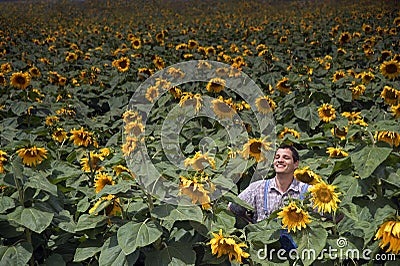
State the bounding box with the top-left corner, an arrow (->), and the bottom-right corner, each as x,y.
275,148 -> 293,157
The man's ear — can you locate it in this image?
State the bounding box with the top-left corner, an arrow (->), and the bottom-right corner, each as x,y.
294,160 -> 299,169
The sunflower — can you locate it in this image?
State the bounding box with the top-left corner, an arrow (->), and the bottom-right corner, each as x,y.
122,136 -> 137,157
255,95 -> 277,114
70,127 -> 98,148
28,66 -> 41,78
374,220 -> 400,254
279,36 -> 288,43
206,46 -> 216,56
294,166 -> 321,185
112,57 -> 130,72
1,62 -> 12,73
89,194 -> 121,217
17,146 -> 48,166
179,176 -> 212,209
215,67 -> 229,77
168,87 -> 182,99
52,127 -> 68,143
153,55 -> 165,70
206,78 -> 226,93
124,121 -> 144,137
326,147 -> 348,158
112,164 -> 134,178
349,84 -> 366,100
309,181 -> 341,214
166,67 -> 185,79
0,73 -> 7,86
10,71 -> 30,90
381,86 -> 400,105
380,60 -> 400,79
184,151 -> 216,171
331,126 -> 348,140
122,110 -> 141,124
278,127 -> 300,139
0,150 -> 7,174
197,60 -> 212,70
374,131 -> 400,147
208,229 -> 250,264
242,138 -> 272,162
278,201 -> 312,233
338,31 -> 352,45
94,172 -> 115,193
45,115 -> 59,126
145,86 -> 159,103
179,92 -> 203,113
211,97 -> 236,119
80,151 -> 105,173
391,103 -> 400,119
361,72 -> 374,84
131,37 -> 141,49
318,103 -> 336,122
65,52 -> 78,62
188,39 -> 199,50
332,70 -> 346,82
276,77 -> 291,94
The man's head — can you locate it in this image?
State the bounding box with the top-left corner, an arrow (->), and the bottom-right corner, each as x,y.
273,144 -> 299,175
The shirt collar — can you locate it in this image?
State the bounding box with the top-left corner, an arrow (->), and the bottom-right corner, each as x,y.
269,177 -> 302,193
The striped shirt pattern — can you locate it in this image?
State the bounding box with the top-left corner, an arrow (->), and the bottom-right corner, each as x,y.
229,178 -> 309,223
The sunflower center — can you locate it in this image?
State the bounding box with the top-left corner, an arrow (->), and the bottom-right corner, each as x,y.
119,61 -> 127,68
250,142 -> 261,154
298,172 -> 313,183
216,102 -> 232,113
386,63 -> 398,74
316,188 -> 333,203
323,108 -> 333,116
16,76 -> 27,84
287,208 -> 304,222
259,99 -> 270,110
194,157 -> 208,170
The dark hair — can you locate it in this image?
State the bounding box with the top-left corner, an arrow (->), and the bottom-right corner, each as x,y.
277,144 -> 299,162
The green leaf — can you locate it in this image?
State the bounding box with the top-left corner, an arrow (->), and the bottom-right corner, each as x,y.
24,175 -> 58,196
222,192 -> 255,211
117,220 -> 163,255
350,146 -> 392,179
0,242 -> 33,266
96,180 -> 133,199
73,240 -> 102,262
295,105 -> 320,130
99,235 -> 139,266
340,202 -> 359,221
75,214 -> 107,232
8,207 -> 54,234
44,253 -> 66,266
292,224 -> 328,266
0,196 -> 16,214
144,242 -> 196,266
152,204 -> 203,224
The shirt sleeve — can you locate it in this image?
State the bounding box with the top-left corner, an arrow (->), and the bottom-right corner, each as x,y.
228,180 -> 263,218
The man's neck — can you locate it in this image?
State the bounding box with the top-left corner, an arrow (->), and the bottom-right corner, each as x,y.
275,174 -> 294,193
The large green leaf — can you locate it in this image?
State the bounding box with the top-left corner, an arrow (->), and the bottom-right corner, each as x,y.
0,196 -> 15,214
292,224 -> 328,266
151,204 -> 203,229
144,242 -> 196,266
73,239 -> 102,262
75,214 -> 107,232
294,104 -> 320,130
117,220 -> 163,255
0,242 -> 33,266
350,146 -> 392,179
99,235 -> 139,266
8,206 -> 54,234
24,175 -> 58,196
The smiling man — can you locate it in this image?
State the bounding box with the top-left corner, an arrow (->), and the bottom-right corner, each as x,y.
228,144 -> 309,223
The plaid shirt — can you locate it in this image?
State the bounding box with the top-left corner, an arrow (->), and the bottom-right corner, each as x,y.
229,178 -> 309,223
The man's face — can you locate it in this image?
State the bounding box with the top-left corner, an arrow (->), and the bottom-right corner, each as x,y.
273,148 -> 299,175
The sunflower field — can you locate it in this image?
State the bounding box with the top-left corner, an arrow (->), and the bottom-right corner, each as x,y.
0,0 -> 399,265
